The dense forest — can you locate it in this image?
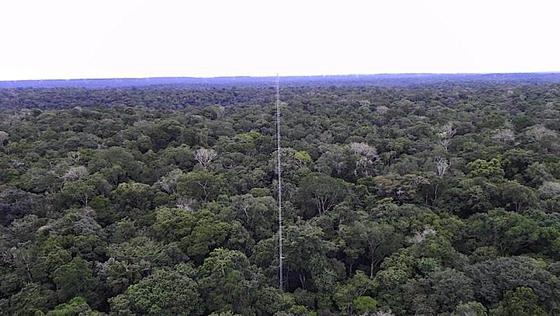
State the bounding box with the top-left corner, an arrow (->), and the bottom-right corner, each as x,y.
1,79 -> 560,315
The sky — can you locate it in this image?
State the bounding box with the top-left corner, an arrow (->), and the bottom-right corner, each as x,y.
1,0 -> 559,80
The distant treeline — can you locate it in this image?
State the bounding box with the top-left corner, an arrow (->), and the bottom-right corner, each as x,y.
2,72 -> 560,89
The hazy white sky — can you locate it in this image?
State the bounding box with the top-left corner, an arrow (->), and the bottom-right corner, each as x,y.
1,0 -> 559,80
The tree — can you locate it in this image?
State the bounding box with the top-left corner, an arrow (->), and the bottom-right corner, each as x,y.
370,174 -> 430,203
297,172 -> 348,217
60,179 -> 97,206
465,256 -> 560,311
539,181 -> 560,212
512,114 -> 534,131
339,220 -> 402,277
177,171 -> 225,203
350,142 -> 379,177
425,268 -> 475,313
157,144 -> 195,173
283,223 -> 338,290
442,178 -> 500,216
0,188 -> 46,225
452,301 -> 487,316
198,248 -> 285,315
293,150 -> 312,168
492,129 -> 515,145
52,257 -> 95,303
315,145 -> 356,180
111,181 -> 155,216
490,287 -> 546,316
268,147 -> 313,185
146,119 -> 184,151
499,180 -> 536,212
89,146 -> 144,183
17,167 -> 62,194
463,209 -> 558,256
437,122 -> 456,152
180,211 -> 253,262
109,263 -> 202,316
230,194 -> 277,240
47,296 -> 102,316
467,158 -> 504,179
27,237 -> 72,282
435,156 -> 449,177
0,130 -> 8,147
333,270 -> 376,315
155,168 -> 184,194
103,236 -> 187,295
194,148 -> 218,170
2,283 -> 55,315
152,207 -> 196,242
353,296 -> 378,315
62,166 -> 89,182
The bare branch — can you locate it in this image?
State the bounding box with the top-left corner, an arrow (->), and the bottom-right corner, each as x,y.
0,131 -> 9,147
435,156 -> 449,177
437,123 -> 456,151
194,148 -> 217,169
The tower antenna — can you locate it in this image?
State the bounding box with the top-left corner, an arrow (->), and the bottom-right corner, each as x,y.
276,74 -> 284,291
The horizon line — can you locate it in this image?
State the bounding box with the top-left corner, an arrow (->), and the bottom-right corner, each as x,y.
2,71 -> 560,83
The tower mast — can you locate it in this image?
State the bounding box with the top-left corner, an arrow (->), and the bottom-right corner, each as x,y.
276,74 -> 283,291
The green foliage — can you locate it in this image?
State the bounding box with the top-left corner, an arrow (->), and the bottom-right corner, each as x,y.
467,158 -> 504,179
52,257 -> 95,303
490,287 -> 546,316
424,268 -> 475,313
293,150 -> 312,166
452,301 -> 487,316
109,263 -> 202,316
512,113 -> 534,131
47,296 -> 101,316
353,296 -> 378,314
111,181 -> 155,217
339,218 -> 402,277
230,194 -> 277,239
499,180 -> 536,212
333,271 -> 376,315
176,210 -> 253,262
466,256 -> 560,311
177,170 -> 225,202
152,207 -> 196,242
2,82 -> 560,315
198,248 -> 287,315
463,209 -> 560,258
1,283 -> 55,315
297,172 -> 348,217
